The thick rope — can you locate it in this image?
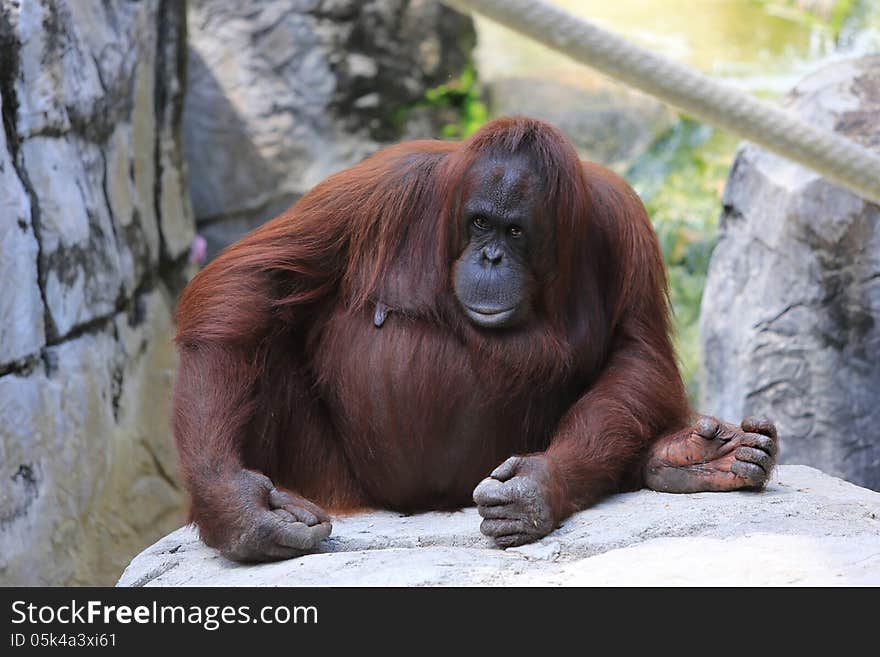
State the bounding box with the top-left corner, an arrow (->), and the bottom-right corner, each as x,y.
444,0 -> 880,205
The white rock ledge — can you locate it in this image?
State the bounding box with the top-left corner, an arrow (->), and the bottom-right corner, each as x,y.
117,466 -> 880,586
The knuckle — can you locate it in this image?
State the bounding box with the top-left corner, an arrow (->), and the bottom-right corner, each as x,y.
272,508 -> 296,522
737,462 -> 764,482
249,470 -> 273,488
309,522 -> 331,541
249,515 -> 277,545
747,432 -> 777,455
269,489 -> 292,505
696,416 -> 719,437
473,487 -> 493,504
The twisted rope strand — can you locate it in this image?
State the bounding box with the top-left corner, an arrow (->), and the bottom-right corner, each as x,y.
445,0 -> 880,205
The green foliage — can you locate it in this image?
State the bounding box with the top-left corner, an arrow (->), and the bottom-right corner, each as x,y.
759,0 -> 859,38
399,63 -> 489,139
430,63 -> 488,139
627,119 -> 740,403
829,0 -> 860,36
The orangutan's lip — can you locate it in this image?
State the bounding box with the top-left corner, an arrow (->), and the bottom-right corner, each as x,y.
464,305 -> 517,327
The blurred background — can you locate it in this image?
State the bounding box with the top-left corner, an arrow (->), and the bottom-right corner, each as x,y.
1,0 -> 878,585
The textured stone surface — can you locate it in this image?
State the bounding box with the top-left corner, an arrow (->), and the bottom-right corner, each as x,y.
183,0 -> 475,257
0,291 -> 185,586
0,0 -> 191,585
0,93 -> 43,368
700,56 -> 880,491
486,77 -> 676,172
118,466 -> 880,586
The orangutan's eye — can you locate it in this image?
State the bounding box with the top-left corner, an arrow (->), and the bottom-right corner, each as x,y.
472,215 -> 490,230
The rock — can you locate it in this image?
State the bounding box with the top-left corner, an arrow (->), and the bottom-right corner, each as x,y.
117,466 -> 880,586
0,1 -> 191,585
183,0 -> 475,258
154,0 -> 195,262
0,93 -> 43,368
486,77 -> 676,171
0,291 -> 185,586
700,56 -> 880,491
22,135 -> 128,338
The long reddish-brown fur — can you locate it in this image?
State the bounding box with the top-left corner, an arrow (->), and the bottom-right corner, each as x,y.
173,118 -> 690,546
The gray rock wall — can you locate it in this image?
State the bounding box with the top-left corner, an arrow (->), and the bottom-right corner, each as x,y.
700,56 -> 880,491
0,0 -> 194,585
183,0 -> 476,258
0,0 -> 476,585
